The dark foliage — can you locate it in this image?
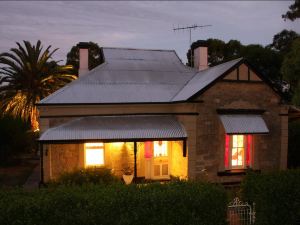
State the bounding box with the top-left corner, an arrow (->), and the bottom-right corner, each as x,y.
186,38 -> 282,81
66,42 -> 104,75
0,181 -> 228,225
268,29 -> 300,54
52,167 -> 121,186
241,170 -> 300,225
0,115 -> 36,166
288,121 -> 300,168
282,0 -> 300,21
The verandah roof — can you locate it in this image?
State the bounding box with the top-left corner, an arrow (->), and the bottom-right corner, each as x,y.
39,115 -> 187,142
219,114 -> 269,134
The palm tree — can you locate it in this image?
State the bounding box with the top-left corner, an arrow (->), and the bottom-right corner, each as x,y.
0,40 -> 76,131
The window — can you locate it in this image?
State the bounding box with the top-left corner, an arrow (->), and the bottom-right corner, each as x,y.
153,141 -> 168,157
85,143 -> 104,167
225,135 -> 252,169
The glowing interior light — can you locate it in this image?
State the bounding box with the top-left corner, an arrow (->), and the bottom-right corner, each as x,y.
154,141 -> 168,157
85,143 -> 104,166
111,142 -> 124,148
231,135 -> 244,167
85,143 -> 103,148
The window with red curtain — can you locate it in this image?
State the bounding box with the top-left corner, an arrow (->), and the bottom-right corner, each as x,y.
225,134 -> 253,169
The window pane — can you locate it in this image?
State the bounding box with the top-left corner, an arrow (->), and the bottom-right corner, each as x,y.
237,135 -> 244,147
85,143 -> 104,166
238,148 -> 244,166
233,135 -> 238,147
232,148 -> 238,166
154,141 -> 168,157
86,149 -> 104,166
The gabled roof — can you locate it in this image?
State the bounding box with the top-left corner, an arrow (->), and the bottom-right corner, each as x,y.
38,47 -> 243,105
172,58 -> 243,101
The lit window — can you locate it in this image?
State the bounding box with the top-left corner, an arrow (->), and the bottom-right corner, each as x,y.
153,141 -> 168,157
85,143 -> 104,167
225,135 -> 252,169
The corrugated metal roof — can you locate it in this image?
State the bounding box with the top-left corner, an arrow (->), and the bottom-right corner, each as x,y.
172,58 -> 243,101
39,115 -> 187,142
39,48 -> 197,104
219,114 -> 269,134
38,47 -> 242,105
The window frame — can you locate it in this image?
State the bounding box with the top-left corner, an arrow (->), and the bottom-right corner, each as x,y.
225,134 -> 253,170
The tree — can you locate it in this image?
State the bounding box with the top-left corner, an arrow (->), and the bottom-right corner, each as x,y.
268,30 -> 299,54
187,39 -> 226,67
282,0 -> 300,21
281,38 -> 300,105
186,39 -> 281,80
241,44 -> 282,80
0,40 -> 76,131
66,42 -> 104,75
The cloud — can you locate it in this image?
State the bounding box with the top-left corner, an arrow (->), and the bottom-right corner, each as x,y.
0,1 -> 299,63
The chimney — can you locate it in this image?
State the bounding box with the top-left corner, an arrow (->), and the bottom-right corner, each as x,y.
77,42 -> 90,76
193,42 -> 208,71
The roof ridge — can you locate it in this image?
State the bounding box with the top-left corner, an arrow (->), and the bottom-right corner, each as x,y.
102,47 -> 175,52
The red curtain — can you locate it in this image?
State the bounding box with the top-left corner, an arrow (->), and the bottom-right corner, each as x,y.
246,135 -> 252,167
225,135 -> 230,169
144,141 -> 152,158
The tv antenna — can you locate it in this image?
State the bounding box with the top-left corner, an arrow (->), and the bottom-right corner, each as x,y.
173,24 -> 212,65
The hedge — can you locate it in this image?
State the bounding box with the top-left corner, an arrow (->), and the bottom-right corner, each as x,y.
0,181 -> 228,225
52,167 -> 121,186
241,169 -> 300,225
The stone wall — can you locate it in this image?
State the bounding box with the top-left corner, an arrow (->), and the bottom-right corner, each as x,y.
48,144 -> 81,181
193,79 -> 286,183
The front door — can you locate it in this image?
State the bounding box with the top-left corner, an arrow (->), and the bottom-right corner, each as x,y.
152,141 -> 169,179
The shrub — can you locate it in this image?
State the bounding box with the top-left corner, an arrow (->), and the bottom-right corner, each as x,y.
288,120 -> 300,168
0,115 -> 36,166
0,181 -> 228,225
53,167 -> 121,186
241,169 -> 300,225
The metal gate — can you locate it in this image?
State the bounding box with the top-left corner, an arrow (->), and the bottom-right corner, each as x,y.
228,197 -> 256,225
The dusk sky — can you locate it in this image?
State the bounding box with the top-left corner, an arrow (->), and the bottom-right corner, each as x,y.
0,1 -> 299,64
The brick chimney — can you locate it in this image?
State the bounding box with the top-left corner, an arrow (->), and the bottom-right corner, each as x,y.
77,42 -> 90,76
193,42 -> 208,71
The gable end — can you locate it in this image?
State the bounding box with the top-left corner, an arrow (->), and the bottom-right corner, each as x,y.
188,59 -> 283,101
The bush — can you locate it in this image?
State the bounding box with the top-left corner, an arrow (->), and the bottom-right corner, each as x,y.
53,167 -> 121,186
0,181 -> 228,225
288,120 -> 300,168
241,169 -> 300,225
0,115 -> 36,166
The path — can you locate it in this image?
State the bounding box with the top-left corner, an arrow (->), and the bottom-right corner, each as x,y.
23,162 -> 40,189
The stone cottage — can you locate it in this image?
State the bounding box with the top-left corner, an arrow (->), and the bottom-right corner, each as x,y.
38,42 -> 290,185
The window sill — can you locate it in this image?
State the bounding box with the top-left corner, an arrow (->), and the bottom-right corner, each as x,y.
217,169 -> 260,176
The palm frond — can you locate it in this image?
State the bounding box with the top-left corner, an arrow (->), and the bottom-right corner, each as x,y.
0,40 -> 76,130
